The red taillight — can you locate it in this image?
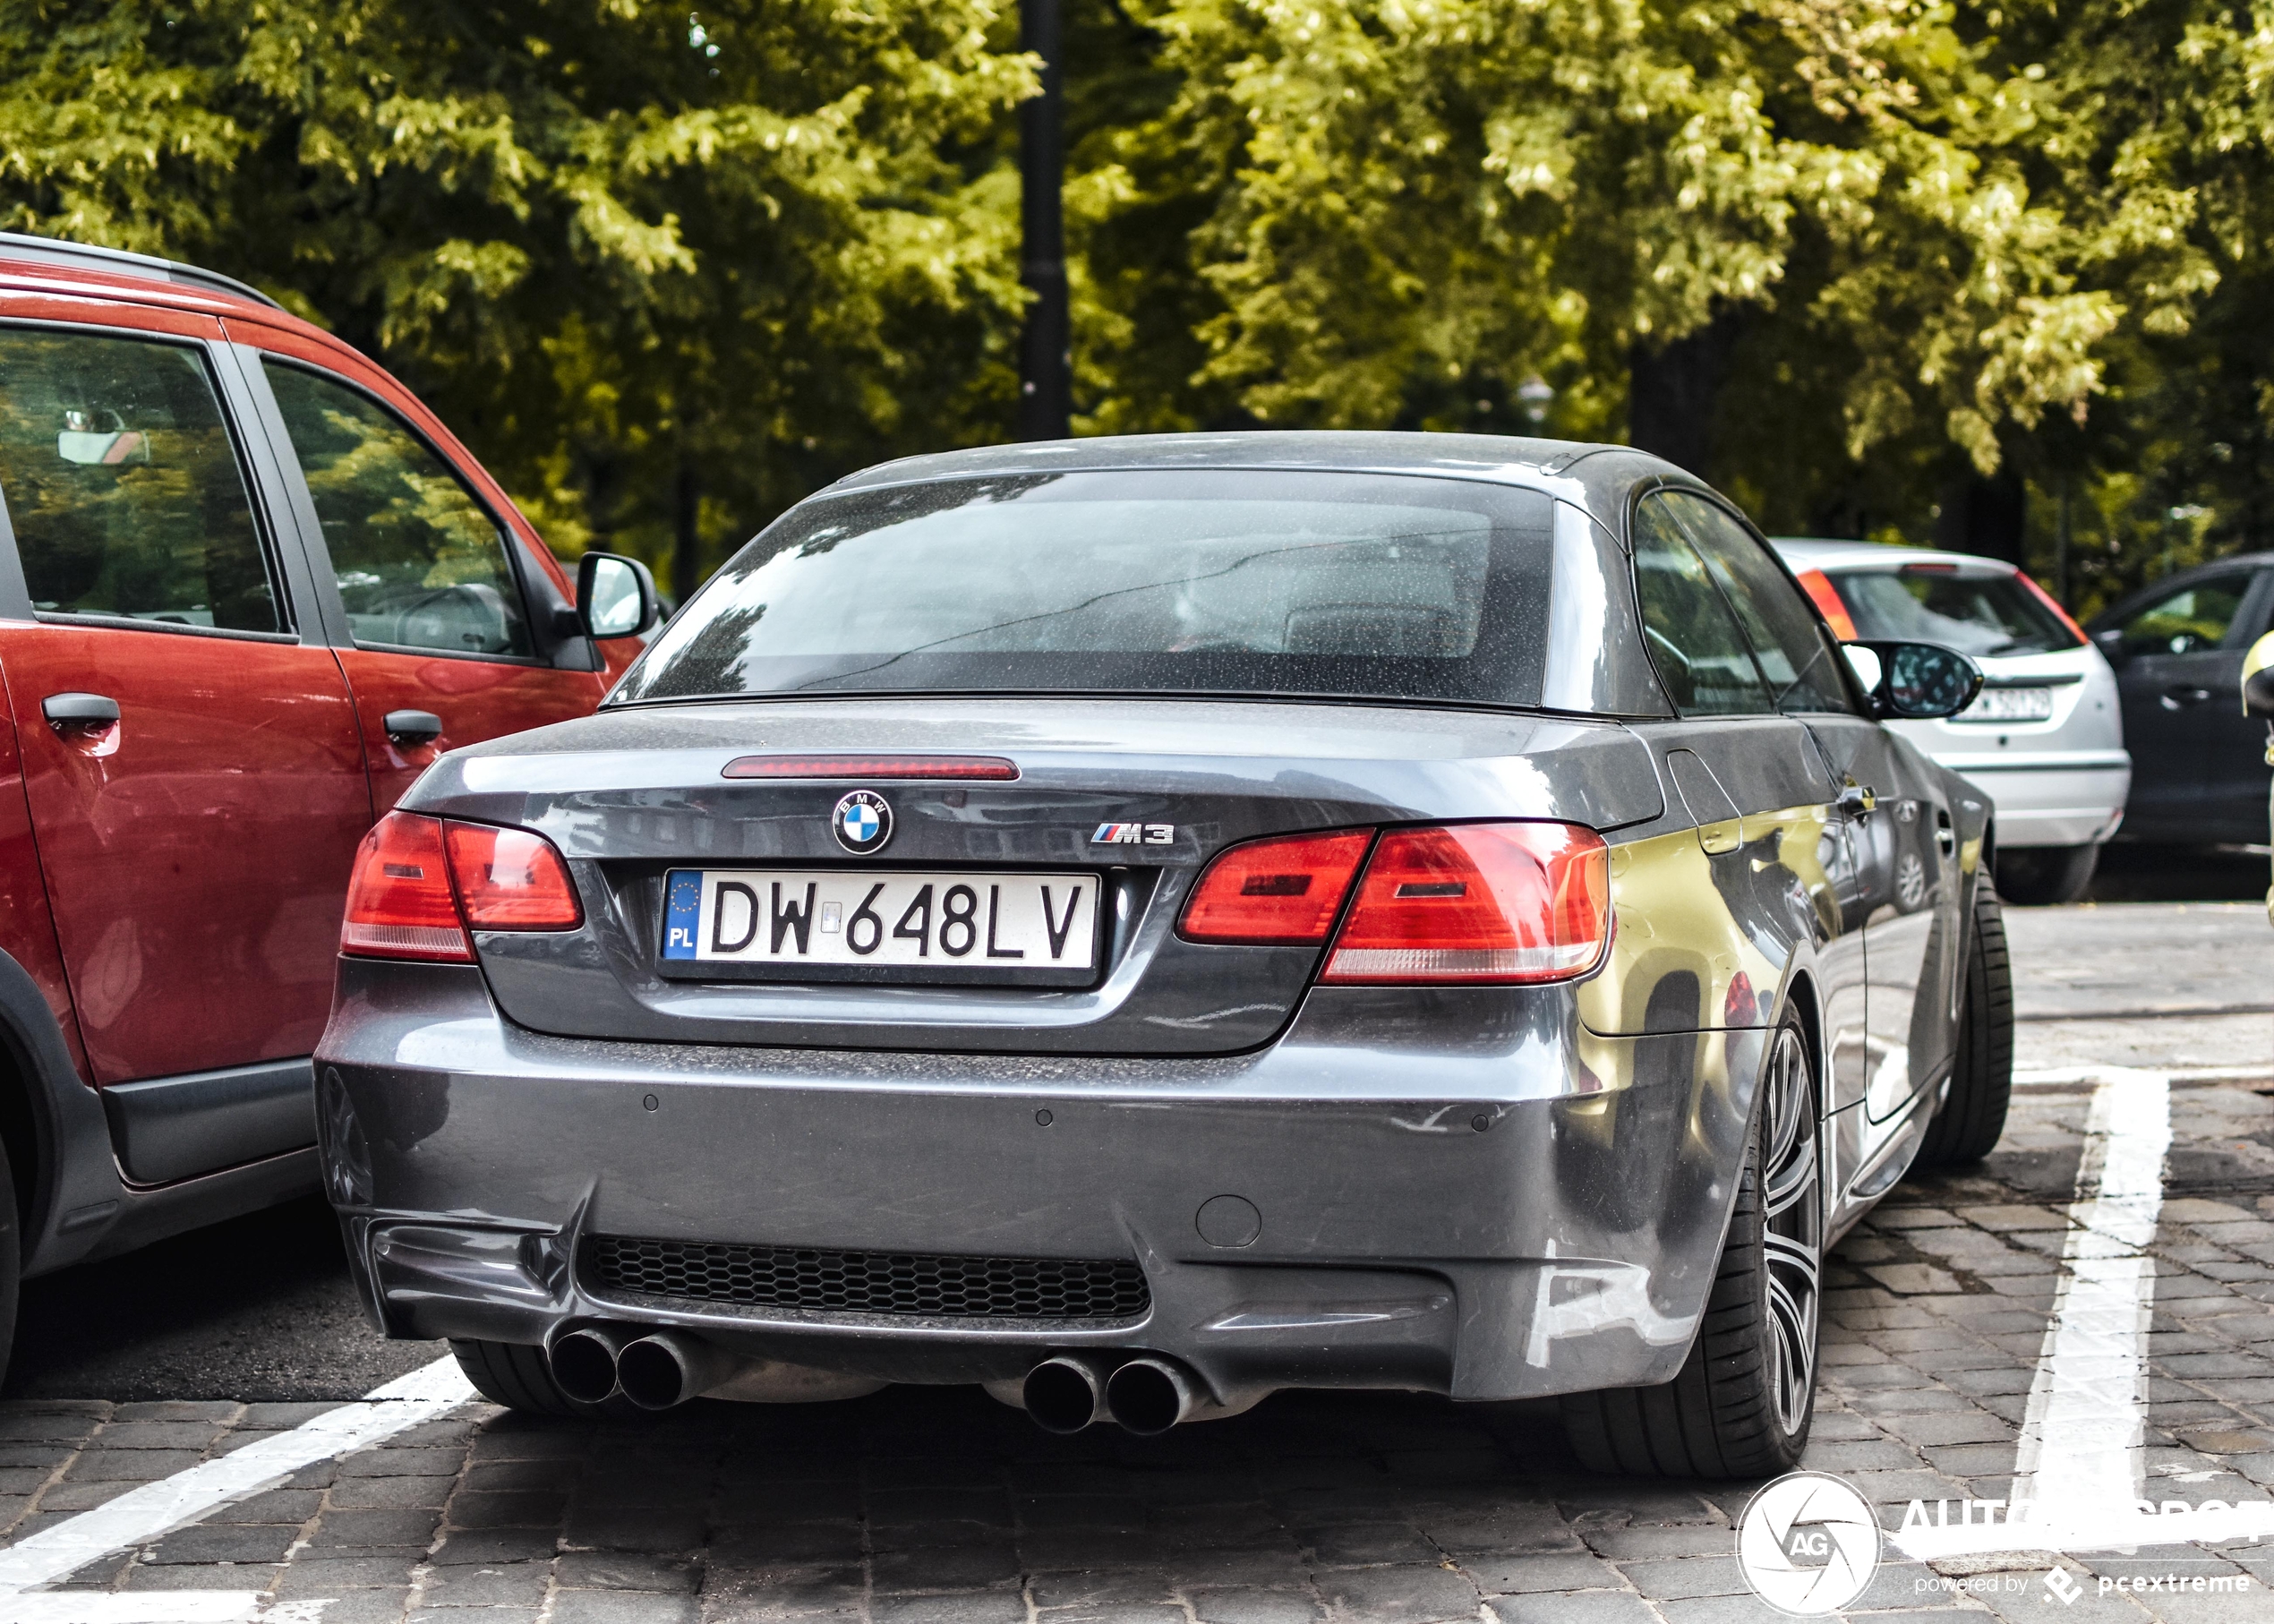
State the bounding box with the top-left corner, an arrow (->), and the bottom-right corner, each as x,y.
722,755 -> 1019,781
342,815 -> 580,960
341,813 -> 473,962
1321,822 -> 1610,984
1795,568 -> 1859,642
443,822 -> 582,930
1178,829 -> 1372,944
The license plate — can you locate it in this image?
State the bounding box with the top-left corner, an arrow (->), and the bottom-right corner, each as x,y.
661,868 -> 1099,984
1961,686 -> 2054,722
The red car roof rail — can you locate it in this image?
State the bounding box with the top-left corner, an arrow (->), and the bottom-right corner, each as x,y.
0,229 -> 284,311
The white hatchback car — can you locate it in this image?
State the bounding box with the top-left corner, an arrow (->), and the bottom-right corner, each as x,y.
1774,539 -> 2130,904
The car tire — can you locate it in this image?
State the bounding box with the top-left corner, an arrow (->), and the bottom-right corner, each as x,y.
1559,1016 -> 1822,1478
1915,879 -> 2014,1167
1995,842 -> 2098,906
0,1148 -> 19,1390
449,1338 -> 636,1419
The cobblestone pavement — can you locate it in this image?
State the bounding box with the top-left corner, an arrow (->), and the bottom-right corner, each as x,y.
1,903 -> 2269,1622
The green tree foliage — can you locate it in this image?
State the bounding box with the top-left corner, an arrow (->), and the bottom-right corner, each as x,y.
1068,0 -> 2273,601
0,0 -> 1036,587
5,0 -> 2270,611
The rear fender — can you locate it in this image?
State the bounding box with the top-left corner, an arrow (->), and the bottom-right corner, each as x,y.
0,946 -> 125,1276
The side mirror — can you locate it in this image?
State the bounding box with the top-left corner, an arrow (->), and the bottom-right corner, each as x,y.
1843,640 -> 1985,721
577,551 -> 659,640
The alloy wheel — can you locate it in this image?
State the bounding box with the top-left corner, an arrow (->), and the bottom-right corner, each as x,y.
1758,1023 -> 1823,1437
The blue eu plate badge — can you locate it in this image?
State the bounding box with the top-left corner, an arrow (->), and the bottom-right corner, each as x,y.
663,871 -> 704,960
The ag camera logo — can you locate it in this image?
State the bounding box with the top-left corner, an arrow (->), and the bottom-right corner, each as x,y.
1736,1472 -> 1882,1616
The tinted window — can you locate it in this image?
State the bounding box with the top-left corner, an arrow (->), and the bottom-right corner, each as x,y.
2113,578 -> 2248,657
1830,564 -> 2082,656
1630,497 -> 1770,715
0,329 -> 278,632
265,363 -> 533,658
613,471 -> 1555,706
1664,494 -> 1851,713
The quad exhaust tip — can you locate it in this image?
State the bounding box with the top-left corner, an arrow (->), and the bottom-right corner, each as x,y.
549,1324 -> 635,1406
1022,1353 -> 1231,1435
617,1329 -> 738,1411
1021,1354 -> 1114,1434
1104,1357 -> 1203,1437
548,1324 -> 738,1410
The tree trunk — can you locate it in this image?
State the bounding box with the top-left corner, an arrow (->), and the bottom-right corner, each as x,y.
1628,311 -> 1750,481
1933,465 -> 2026,565
671,466 -> 702,607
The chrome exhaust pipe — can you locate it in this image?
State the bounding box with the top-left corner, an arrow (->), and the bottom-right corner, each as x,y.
1021,1354 -> 1118,1434
549,1323 -> 635,1405
1104,1356 -> 1206,1436
615,1329 -> 739,1411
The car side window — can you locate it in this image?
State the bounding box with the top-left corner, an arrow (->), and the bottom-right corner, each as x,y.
2116,578 -> 2249,657
0,328 -> 281,633
1663,493 -> 1853,714
1630,495 -> 1772,715
263,362 -> 534,658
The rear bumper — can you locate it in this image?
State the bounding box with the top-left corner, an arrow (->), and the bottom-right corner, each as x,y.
316,960 -> 1762,1405
1935,758 -> 2130,849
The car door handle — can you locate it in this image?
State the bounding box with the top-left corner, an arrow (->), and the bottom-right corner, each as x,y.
2161,684 -> 2214,709
1834,780 -> 1877,818
383,710 -> 444,747
42,692 -> 119,730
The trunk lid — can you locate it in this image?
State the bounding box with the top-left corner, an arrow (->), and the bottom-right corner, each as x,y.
407,697 -> 1663,1056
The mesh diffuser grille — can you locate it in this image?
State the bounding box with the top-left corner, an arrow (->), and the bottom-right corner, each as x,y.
583,1235 -> 1150,1321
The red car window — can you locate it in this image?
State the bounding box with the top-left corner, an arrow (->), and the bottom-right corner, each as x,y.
264,362 -> 536,659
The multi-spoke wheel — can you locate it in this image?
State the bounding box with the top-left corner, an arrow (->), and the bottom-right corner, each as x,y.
1561,1013 -> 1825,1478
1759,1022 -> 1823,1441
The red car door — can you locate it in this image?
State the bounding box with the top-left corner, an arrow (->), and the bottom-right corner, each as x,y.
0,317 -> 371,1084
237,338 -> 612,810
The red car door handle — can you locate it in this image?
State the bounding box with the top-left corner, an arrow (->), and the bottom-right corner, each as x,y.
384,710 -> 445,747
42,692 -> 119,729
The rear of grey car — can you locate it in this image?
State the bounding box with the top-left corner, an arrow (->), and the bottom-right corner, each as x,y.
318,432 -> 1999,1478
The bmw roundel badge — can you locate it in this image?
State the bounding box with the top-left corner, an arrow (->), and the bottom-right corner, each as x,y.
833,789 -> 893,854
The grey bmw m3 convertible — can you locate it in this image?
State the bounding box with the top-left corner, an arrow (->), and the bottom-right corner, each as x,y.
317,432 -> 2013,1478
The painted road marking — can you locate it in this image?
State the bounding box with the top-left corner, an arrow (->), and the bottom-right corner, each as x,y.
1894,1064 -> 2186,1559
2011,1065 -> 2172,1516
0,1355 -> 475,1620
2015,1063 -> 2269,1089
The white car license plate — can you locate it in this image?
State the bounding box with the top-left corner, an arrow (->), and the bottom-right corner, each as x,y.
661,868 -> 1099,978
1962,686 -> 2054,722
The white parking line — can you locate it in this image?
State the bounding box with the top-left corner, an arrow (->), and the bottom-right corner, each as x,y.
2010,1066 -> 2173,1517
0,1355 -> 475,1621
1893,1065 -> 2191,1559
2014,1063 -> 2270,1089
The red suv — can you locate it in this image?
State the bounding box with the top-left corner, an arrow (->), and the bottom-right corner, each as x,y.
0,234 -> 654,1366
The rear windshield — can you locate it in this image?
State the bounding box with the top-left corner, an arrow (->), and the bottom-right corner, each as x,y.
1822,565 -> 2081,656
611,470 -> 1556,706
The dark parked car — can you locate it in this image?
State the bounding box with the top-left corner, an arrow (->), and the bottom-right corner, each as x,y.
2087,553 -> 2274,846
318,433 -> 2010,1479
0,234 -> 656,1379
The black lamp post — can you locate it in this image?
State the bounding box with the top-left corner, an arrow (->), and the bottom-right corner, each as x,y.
1016,0 -> 1072,441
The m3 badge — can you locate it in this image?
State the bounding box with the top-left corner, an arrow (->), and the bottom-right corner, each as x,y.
1092,822 -> 1174,845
